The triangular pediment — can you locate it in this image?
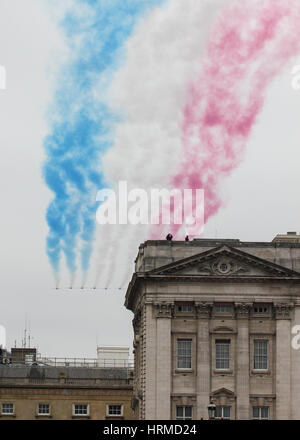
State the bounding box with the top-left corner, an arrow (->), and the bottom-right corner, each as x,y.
211,326 -> 235,333
212,387 -> 235,397
148,245 -> 300,279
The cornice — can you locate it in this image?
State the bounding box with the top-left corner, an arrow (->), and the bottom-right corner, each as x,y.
125,245 -> 300,312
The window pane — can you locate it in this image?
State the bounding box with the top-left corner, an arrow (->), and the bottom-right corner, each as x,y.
176,406 -> 184,419
254,340 -> 268,369
185,406 -> 192,419
215,305 -> 231,313
261,407 -> 269,419
38,404 -> 50,414
177,304 -> 193,312
177,339 -> 192,369
223,406 -> 231,418
253,407 -> 269,420
176,406 -> 192,420
74,404 -> 88,415
216,340 -> 230,369
253,407 -> 260,419
2,403 -> 14,414
215,407 -> 222,418
215,406 -> 231,419
108,405 -> 122,415
254,306 -> 269,314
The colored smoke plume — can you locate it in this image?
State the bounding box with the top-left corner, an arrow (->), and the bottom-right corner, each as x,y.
43,0 -> 164,276
159,0 -> 300,237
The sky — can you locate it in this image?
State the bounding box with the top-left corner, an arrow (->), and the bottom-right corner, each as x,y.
1,0 -> 300,358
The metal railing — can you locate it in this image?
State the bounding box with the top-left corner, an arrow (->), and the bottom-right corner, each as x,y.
35,357 -> 134,369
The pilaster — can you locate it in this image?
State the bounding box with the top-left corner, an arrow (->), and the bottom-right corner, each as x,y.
274,303 -> 293,420
235,302 -> 251,419
195,302 -> 212,419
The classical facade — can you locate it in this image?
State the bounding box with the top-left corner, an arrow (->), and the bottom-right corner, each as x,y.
0,364 -> 134,420
125,234 -> 300,420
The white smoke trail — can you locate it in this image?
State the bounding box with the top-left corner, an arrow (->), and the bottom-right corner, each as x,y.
94,0 -> 228,288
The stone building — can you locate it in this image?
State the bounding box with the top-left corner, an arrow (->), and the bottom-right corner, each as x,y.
125,233 -> 300,420
0,364 -> 134,420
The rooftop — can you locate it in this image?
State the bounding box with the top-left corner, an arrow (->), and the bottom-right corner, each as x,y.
0,363 -> 133,388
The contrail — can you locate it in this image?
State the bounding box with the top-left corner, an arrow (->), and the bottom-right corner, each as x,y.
43,0 -> 165,277
98,0 -> 228,287
167,0 -> 300,236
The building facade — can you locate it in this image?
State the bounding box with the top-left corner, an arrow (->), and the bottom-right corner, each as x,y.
97,346 -> 130,367
0,364 -> 134,420
125,234 -> 300,420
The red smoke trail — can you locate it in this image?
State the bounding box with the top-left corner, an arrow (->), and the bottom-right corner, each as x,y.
151,0 -> 300,239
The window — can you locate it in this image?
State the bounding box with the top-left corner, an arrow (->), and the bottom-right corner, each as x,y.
216,340 -> 230,369
177,304 -> 193,313
215,304 -> 231,313
38,404 -> 50,415
254,340 -> 268,370
254,306 -> 269,314
2,403 -> 14,414
177,339 -> 192,369
215,406 -> 231,419
107,405 -> 123,416
176,406 -> 192,420
253,407 -> 269,420
72,404 -> 89,416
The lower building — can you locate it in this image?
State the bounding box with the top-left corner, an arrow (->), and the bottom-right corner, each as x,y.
0,364 -> 134,420
125,234 -> 300,420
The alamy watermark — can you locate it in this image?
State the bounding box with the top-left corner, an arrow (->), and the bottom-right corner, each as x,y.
0,65 -> 6,90
0,324 -> 6,349
291,325 -> 300,349
291,65 -> 300,90
96,181 -> 205,236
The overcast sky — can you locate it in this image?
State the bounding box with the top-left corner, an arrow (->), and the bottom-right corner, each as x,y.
1,0 -> 300,358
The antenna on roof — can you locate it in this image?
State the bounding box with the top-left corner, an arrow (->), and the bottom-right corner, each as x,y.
23,314 -> 28,348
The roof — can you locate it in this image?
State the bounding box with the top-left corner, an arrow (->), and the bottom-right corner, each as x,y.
125,244 -> 300,311
0,364 -> 131,381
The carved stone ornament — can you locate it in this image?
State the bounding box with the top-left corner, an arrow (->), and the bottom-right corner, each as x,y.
198,258 -> 249,276
274,303 -> 293,320
235,303 -> 252,318
195,302 -> 213,318
133,311 -> 141,332
154,302 -> 174,318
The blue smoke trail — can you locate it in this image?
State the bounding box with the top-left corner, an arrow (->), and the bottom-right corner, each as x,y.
43,0 -> 165,275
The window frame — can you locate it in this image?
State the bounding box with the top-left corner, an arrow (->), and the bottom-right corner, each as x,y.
37,403 -> 51,416
215,406 -> 231,419
253,340 -> 268,370
176,405 -> 193,420
177,339 -> 192,370
252,406 -> 269,420
176,303 -> 194,314
106,404 -> 124,417
252,304 -> 271,316
72,403 -> 90,417
215,339 -> 230,370
214,304 -> 232,314
1,403 -> 14,415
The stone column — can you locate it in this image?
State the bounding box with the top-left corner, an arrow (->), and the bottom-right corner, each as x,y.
235,303 -> 251,420
195,302 -> 212,419
274,303 -> 293,420
132,310 -> 142,419
144,302 -> 157,419
154,302 -> 173,420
